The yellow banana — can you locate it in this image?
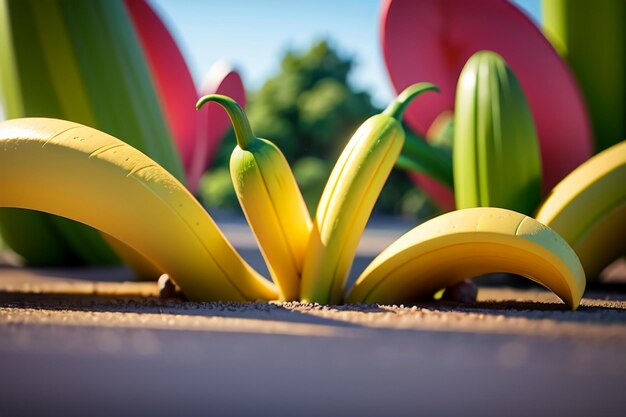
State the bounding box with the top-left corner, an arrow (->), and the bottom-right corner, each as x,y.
0,0 -> 185,268
300,83 -> 439,304
346,207 -> 585,310
0,117 -> 277,302
536,140 -> 626,280
196,95 -> 311,301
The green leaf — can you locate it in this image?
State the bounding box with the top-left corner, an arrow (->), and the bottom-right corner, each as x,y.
396,125 -> 454,189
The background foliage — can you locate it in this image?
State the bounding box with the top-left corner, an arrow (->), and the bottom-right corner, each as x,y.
199,40 -> 437,218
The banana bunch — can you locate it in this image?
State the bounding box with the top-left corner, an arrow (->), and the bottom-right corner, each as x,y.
0,83 -> 588,309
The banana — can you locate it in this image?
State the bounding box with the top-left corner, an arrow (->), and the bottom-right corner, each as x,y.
536,140 -> 626,280
300,83 -> 439,304
0,0 -> 185,267
453,51 -> 542,216
0,0 -> 89,265
346,207 -> 585,310
0,118 -> 277,302
197,95 -> 311,301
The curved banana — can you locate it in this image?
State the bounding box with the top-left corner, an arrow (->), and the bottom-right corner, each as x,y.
536,140 -> 626,280
0,0 -> 114,266
0,118 -> 277,302
346,207 -> 585,310
197,95 -> 311,301
0,0 -> 185,267
300,83 -> 439,304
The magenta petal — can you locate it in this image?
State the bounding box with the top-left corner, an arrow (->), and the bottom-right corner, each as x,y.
187,62 -> 246,193
382,0 -> 593,209
125,0 -> 198,175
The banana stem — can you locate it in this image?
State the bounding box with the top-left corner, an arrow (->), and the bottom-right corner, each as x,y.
383,82 -> 439,121
196,94 -> 255,149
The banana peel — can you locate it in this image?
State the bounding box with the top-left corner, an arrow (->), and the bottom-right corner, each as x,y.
197,94 -> 311,301
0,118 -> 276,301
536,141 -> 626,280
0,0 -> 183,267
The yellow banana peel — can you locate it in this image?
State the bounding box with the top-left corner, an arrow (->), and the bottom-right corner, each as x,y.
0,118 -> 276,302
536,140 -> 626,280
197,95 -> 311,301
346,208 -> 585,310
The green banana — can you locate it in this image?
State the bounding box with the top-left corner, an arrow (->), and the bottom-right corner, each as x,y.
300,82 -> 439,304
196,95 -> 312,301
0,0 -> 184,266
346,207 -> 585,310
536,140 -> 626,280
453,50 -> 542,216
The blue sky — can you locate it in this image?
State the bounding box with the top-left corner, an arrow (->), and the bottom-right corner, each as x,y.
0,0 -> 541,119
150,0 -> 542,107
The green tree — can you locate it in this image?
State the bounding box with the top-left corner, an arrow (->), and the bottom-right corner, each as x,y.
200,39 -> 434,217
248,40 -> 377,162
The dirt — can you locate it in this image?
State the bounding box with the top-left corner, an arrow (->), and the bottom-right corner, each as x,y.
1,266 -> 626,417
1,216 -> 625,417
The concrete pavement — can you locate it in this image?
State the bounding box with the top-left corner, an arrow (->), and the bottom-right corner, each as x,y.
1,215 -> 625,417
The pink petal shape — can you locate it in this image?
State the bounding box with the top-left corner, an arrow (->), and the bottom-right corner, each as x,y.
187,62 -> 246,193
125,0 -> 198,177
382,0 -> 593,210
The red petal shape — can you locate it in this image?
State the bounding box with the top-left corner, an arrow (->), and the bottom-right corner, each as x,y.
187,62 -> 246,193
382,0 -> 593,210
125,0 -> 198,177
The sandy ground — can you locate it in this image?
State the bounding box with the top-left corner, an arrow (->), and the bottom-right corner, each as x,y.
1,215 -> 626,417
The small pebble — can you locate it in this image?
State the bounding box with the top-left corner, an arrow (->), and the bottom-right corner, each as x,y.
158,274 -> 188,301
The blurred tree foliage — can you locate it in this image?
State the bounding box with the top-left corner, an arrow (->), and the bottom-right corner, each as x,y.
247,40 -> 377,161
199,40 -> 437,218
